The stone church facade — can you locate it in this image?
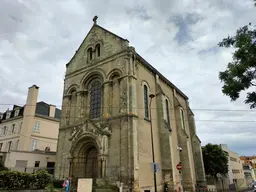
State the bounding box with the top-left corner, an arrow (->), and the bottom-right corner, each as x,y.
54,16 -> 206,191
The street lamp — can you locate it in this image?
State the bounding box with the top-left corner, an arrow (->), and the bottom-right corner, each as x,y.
149,93 -> 157,192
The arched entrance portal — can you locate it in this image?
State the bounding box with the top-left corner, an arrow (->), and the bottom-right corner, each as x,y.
70,136 -> 100,186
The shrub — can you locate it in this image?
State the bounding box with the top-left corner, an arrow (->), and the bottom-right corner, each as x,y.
0,170 -> 51,189
32,170 -> 52,189
52,179 -> 64,189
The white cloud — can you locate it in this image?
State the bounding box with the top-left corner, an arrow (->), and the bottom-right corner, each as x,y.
0,0 -> 256,155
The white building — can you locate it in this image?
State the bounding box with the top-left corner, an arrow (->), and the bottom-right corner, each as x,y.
220,144 -> 247,189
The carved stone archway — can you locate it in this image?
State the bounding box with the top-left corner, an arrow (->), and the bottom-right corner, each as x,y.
70,135 -> 100,186
68,120 -> 111,187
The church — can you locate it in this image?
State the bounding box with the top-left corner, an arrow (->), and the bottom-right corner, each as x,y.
54,16 -> 206,192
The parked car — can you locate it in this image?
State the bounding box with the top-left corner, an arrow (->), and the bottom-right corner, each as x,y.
248,181 -> 256,191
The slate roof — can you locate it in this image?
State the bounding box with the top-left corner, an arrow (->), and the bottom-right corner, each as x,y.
0,101 -> 61,122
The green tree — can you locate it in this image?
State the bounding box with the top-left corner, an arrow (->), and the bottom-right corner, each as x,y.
218,1 -> 256,108
202,143 -> 228,178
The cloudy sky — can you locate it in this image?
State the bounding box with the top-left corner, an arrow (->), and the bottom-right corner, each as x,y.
0,0 -> 256,155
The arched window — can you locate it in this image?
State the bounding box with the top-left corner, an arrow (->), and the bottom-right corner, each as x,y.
165,99 -> 170,125
89,80 -> 102,119
87,48 -> 93,60
144,85 -> 149,119
180,108 -> 185,130
95,44 -> 100,57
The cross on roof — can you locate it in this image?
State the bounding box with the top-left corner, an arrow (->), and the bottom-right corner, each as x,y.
93,16 -> 98,25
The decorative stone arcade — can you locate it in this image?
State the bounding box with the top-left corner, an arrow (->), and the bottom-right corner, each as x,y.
68,120 -> 111,187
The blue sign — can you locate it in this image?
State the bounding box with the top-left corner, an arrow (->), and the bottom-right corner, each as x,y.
152,163 -> 160,173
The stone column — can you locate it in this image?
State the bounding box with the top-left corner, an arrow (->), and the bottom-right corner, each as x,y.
62,95 -> 71,127
127,51 -> 140,192
124,55 -> 130,113
103,83 -> 111,118
100,134 -> 109,178
76,91 -> 82,123
67,157 -> 73,177
119,78 -> 127,114
112,78 -> 120,116
82,90 -> 89,119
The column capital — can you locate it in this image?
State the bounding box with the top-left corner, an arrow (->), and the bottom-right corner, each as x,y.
77,90 -> 88,96
63,94 -> 72,100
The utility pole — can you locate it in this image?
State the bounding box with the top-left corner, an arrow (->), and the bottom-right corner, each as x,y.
149,93 -> 157,192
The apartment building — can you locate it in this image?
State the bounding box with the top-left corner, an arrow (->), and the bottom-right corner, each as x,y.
220,144 -> 247,189
240,156 -> 256,185
0,85 -> 61,173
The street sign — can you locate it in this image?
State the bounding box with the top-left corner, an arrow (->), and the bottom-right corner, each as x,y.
176,163 -> 182,170
151,163 -> 160,173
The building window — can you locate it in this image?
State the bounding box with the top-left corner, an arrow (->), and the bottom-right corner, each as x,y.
16,140 -> 19,150
87,48 -> 93,60
230,157 -> 237,162
180,108 -> 185,130
15,160 -> 27,169
165,99 -> 170,125
11,124 -> 16,134
33,121 -> 40,132
0,143 -> 2,151
89,80 -> 102,119
14,110 -> 19,117
19,122 -> 23,133
6,112 -> 11,119
144,85 -> 149,119
34,161 -> 40,167
3,126 -> 7,136
96,44 -> 100,57
30,139 -> 37,151
7,141 -> 12,152
232,169 -> 240,174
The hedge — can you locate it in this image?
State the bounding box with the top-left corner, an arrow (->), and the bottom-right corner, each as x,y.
0,170 -> 51,189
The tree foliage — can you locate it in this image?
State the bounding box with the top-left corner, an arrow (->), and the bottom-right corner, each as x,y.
202,143 -> 228,178
0,160 -> 8,171
218,2 -> 256,108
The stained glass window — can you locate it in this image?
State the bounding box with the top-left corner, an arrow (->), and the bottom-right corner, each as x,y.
90,80 -> 102,119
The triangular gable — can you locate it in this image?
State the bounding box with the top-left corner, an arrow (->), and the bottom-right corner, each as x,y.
69,119 -> 111,142
66,23 -> 129,68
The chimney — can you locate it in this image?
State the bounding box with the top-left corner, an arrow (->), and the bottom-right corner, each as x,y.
49,105 -> 56,118
24,85 -> 39,117
19,85 -> 39,151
